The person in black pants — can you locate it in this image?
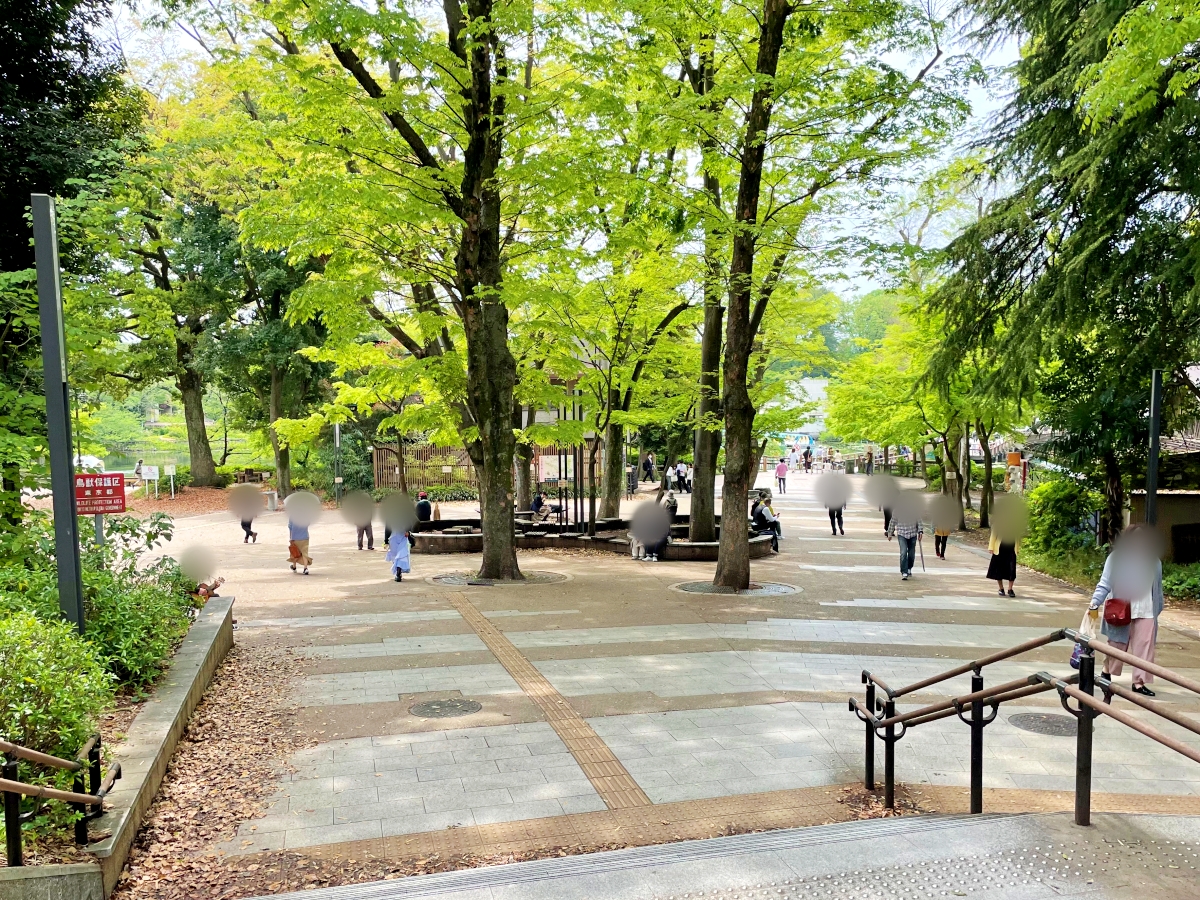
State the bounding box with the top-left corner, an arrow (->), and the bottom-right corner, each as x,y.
828,504 -> 844,535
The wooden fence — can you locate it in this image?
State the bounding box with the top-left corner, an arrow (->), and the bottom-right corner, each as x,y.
373,443 -> 605,492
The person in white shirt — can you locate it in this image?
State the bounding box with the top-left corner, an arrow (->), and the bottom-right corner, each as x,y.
676,460 -> 689,493
1088,524 -> 1163,696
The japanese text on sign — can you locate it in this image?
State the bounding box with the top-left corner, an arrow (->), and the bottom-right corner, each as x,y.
75,473 -> 127,515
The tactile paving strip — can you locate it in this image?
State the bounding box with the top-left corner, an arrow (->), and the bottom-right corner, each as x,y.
446,591 -> 652,809
643,837 -> 1200,898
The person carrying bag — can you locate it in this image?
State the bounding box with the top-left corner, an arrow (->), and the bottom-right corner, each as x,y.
1087,524 -> 1163,696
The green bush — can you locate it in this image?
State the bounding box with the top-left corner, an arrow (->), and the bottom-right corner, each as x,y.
422,484 -> 479,502
1164,562 -> 1200,602
0,612 -> 113,758
1025,477 -> 1102,553
0,513 -> 194,689
0,612 -> 114,842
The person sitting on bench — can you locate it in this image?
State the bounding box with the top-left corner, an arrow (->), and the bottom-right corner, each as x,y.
751,490 -> 781,552
531,491 -> 562,523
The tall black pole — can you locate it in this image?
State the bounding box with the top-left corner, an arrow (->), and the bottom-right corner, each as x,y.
1146,369 -> 1162,527
32,194 -> 85,632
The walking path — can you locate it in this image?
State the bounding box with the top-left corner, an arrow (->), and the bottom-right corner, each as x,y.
151,473 -> 1200,886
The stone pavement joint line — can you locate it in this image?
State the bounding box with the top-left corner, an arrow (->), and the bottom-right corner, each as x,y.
445,592 -> 652,810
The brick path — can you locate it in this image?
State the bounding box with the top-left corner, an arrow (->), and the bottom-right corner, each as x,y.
158,475 -> 1200,865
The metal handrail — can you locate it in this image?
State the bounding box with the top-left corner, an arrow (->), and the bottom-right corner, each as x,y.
1038,673 -> 1200,766
0,738 -> 83,773
1065,629 -> 1200,696
1100,677 -> 1200,738
885,630 -> 1067,699
3,733 -> 119,867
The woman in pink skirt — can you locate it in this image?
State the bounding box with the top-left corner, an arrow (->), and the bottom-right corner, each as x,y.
1088,524 -> 1163,696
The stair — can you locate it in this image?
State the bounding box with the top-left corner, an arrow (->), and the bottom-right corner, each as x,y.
249,811 -> 1200,899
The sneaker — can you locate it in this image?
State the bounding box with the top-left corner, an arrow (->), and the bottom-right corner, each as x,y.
290,563 -> 297,572
901,573 -> 909,580
998,588 -> 1006,596
244,536 -> 249,543
302,567 -> 309,575
1007,589 -> 1016,597
839,528 -> 844,535
1133,685 -> 1156,697
252,532 -> 257,543
395,573 -> 403,582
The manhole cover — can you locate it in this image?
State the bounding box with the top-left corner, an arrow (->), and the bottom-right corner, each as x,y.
673,581 -> 798,596
429,570 -> 571,586
410,698 -> 483,718
1009,713 -> 1077,736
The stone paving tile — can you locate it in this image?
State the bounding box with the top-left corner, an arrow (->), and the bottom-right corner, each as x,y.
240,608 -> 580,629
534,651 -> 1107,699
798,563 -> 981,574
303,633 -> 487,658
820,595 -> 1066,611
250,722 -> 607,850
503,620 -> 1054,651
296,663 -> 521,706
588,701 -> 1200,804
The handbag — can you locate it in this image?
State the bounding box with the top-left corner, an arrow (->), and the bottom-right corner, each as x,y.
1070,608 -> 1101,669
1103,597 -> 1132,628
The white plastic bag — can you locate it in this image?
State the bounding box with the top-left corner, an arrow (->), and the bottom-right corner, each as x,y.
1070,607 -> 1100,668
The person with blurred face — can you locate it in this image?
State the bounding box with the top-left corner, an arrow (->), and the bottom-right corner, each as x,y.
752,489 -> 781,552
987,529 -> 1019,596
933,524 -> 950,559
241,517 -> 258,544
803,446 -> 812,473
1089,524 -> 1163,696
415,491 -> 432,522
288,517 -> 313,574
886,504 -> 922,580
357,520 -> 374,550
827,499 -> 844,535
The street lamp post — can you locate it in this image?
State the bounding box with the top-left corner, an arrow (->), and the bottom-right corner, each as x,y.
32,194 -> 85,632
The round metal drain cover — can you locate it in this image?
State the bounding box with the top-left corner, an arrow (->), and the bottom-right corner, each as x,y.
673,581 -> 798,596
429,570 -> 570,586
1009,712 -> 1077,736
410,698 -> 482,719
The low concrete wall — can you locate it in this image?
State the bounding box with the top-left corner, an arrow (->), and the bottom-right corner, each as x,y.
0,864 -> 104,900
87,597 -> 234,895
414,529 -> 774,561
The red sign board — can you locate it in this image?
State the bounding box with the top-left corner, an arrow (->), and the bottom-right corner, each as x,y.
75,473 -> 127,515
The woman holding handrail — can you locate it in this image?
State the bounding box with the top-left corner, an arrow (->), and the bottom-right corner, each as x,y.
1089,524 -> 1164,696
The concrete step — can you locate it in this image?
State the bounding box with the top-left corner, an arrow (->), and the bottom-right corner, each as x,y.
248,811 -> 1200,899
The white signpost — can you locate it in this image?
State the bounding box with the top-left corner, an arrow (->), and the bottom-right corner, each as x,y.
142,464 -> 160,499
164,464 -> 176,499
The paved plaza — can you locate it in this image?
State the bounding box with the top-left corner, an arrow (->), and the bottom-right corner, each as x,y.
160,475 -> 1200,868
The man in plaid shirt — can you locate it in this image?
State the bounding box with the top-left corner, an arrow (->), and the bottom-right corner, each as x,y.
886,506 -> 923,580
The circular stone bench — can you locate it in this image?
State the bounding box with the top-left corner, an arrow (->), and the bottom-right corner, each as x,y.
413,527 -> 774,561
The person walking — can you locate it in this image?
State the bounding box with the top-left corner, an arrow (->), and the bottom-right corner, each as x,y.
789,446 -> 800,471
642,452 -> 656,483
802,446 -> 812,473
287,517 -> 313,575
356,520 -> 375,550
241,516 -> 258,544
386,530 -> 413,582
676,460 -> 690,493
685,463 -> 694,492
1089,524 -> 1163,696
933,523 -> 950,559
886,506 -> 922,581
827,501 -> 844,536
987,529 -> 1019,596
774,458 -> 788,494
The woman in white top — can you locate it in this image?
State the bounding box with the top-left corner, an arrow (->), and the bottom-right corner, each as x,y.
1088,524 -> 1164,696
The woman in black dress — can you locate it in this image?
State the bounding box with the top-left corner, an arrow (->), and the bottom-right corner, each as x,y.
987,530 -> 1018,596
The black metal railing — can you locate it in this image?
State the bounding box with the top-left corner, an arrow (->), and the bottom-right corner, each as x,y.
849,628 -> 1200,825
1,735 -> 121,866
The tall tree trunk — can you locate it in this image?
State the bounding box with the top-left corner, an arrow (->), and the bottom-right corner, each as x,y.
514,442 -> 533,512
268,364 -> 293,497
177,365 -> 216,487
600,417 -> 624,518
1102,449 -> 1124,544
690,244 -> 724,541
714,0 -> 791,589
976,420 -> 993,529
962,429 -> 973,511
587,438 -> 600,535
883,444 -> 890,473
919,444 -> 929,488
